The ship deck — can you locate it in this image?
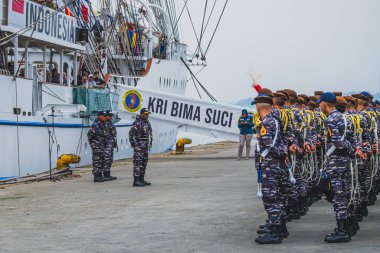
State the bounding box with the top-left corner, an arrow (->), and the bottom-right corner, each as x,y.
0,142 -> 379,253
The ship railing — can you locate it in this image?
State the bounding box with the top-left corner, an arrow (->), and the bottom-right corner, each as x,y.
166,42 -> 187,61
110,41 -> 147,59
0,69 -> 11,75
108,74 -> 140,87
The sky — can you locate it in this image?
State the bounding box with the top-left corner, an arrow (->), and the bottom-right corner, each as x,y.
179,0 -> 380,103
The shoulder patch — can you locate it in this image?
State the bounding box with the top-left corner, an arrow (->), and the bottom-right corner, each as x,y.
260,125 -> 267,136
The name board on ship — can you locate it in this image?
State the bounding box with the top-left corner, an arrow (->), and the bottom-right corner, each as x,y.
8,0 -> 77,44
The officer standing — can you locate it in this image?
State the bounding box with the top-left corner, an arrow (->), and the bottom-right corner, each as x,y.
254,94 -> 286,244
104,110 -> 117,181
88,111 -> 115,182
237,109 -> 254,160
129,108 -> 153,187
318,92 -> 352,243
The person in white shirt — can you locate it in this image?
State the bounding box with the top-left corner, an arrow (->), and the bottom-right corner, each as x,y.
87,74 -> 96,88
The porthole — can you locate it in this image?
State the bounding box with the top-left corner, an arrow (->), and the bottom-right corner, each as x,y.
120,139 -> 123,151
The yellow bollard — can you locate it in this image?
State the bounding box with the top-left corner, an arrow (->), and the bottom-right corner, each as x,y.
56,154 -> 81,170
171,138 -> 192,155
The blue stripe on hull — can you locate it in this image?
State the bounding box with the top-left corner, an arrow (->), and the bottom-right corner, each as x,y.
0,177 -> 15,180
0,120 -> 132,128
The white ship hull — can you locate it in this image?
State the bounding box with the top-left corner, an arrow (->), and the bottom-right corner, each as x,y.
0,59 -> 185,179
0,0 -> 232,180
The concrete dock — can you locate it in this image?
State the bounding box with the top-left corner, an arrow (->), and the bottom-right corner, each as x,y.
0,142 -> 379,253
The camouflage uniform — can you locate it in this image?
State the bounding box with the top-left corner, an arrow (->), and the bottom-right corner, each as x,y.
272,107 -> 292,220
129,115 -> 153,178
88,119 -> 114,176
344,110 -> 370,217
358,110 -> 373,208
289,105 -> 307,211
325,109 -> 352,220
104,120 -> 117,173
256,113 -> 284,225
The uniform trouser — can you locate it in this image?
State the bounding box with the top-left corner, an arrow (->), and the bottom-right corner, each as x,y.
133,148 -> 149,177
238,134 -> 253,158
289,160 -> 307,201
92,142 -> 113,175
345,161 -> 355,216
374,158 -> 380,191
262,161 -> 283,225
368,155 -> 379,193
326,155 -> 349,220
104,145 -> 115,174
358,160 -> 371,206
279,162 -> 292,218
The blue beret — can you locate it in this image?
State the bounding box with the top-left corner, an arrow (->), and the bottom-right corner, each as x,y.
361,91 -> 370,97
316,92 -> 337,104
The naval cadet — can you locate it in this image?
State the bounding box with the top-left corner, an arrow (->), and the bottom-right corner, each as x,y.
129,108 -> 153,187
88,111 -> 116,182
254,94 -> 287,244
318,92 -> 352,243
104,110 -> 117,181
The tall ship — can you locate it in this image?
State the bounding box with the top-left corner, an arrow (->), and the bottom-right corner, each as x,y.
0,0 -> 240,179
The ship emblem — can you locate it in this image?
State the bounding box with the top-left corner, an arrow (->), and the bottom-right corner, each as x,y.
123,90 -> 143,112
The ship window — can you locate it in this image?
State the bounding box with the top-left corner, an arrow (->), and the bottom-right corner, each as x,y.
120,139 -> 123,151
159,77 -> 161,87
57,144 -> 61,156
125,138 -> 128,149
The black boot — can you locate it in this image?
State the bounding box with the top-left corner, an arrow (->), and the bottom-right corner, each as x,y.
325,220 -> 351,243
259,220 -> 269,229
361,205 -> 368,217
94,173 -> 104,182
257,225 -> 269,234
348,216 -> 359,237
103,171 -> 117,181
298,197 -> 308,216
133,176 -> 145,187
356,208 -> 363,222
305,196 -> 313,208
255,225 -> 283,244
289,206 -> 300,220
140,174 -> 151,186
280,218 -> 289,239
368,191 -> 376,206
